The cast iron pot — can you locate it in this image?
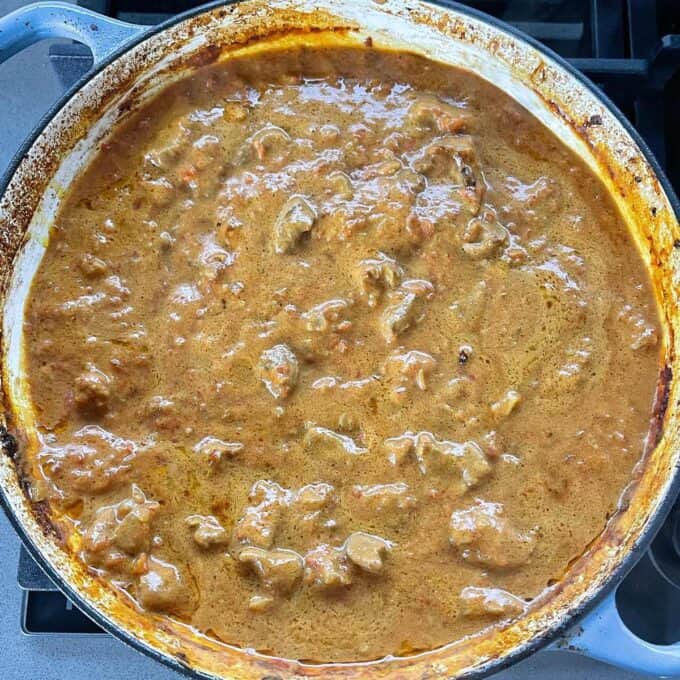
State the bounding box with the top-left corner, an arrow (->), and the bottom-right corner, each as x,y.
1,1 -> 680,677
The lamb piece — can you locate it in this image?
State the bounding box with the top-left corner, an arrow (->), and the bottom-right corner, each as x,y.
383,349 -> 437,391
82,485 -> 158,567
273,195 -> 316,254
303,298 -> 351,332
38,426 -> 138,497
327,170 -> 353,200
112,497 -> 159,554
380,279 -> 434,343
143,395 -> 180,434
354,253 -> 404,307
74,366 -> 111,415
407,94 -> 468,134
239,546 -> 304,593
250,124 -> 291,162
461,209 -> 510,260
304,544 -> 352,588
233,480 -> 291,548
617,303 -> 658,351
137,556 -> 195,615
352,482 -> 418,515
285,482 -> 338,541
248,593 -> 275,612
81,506 -> 120,567
294,482 -> 336,511
384,432 -> 491,488
78,253 -> 108,278
459,586 -> 527,618
186,514 -> 229,548
490,389 -> 522,421
345,532 -> 391,574
412,135 -> 484,213
193,436 -> 244,467
257,344 -> 299,400
449,499 -> 537,569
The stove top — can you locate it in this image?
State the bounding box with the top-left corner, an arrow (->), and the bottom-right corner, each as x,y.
21,0 -> 680,653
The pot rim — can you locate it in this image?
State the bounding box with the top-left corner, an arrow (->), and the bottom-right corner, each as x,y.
1,1 -> 679,678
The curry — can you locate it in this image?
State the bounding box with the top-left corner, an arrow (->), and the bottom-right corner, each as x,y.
19,47 -> 660,662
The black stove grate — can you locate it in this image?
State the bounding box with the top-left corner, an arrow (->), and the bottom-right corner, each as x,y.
22,0 -> 680,639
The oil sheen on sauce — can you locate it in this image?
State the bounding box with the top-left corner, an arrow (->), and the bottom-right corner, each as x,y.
21,47 -> 660,662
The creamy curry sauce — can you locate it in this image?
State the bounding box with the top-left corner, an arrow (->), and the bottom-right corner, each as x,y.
19,47 -> 660,662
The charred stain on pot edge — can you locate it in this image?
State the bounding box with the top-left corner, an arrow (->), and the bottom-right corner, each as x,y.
649,364 -> 673,449
186,43 -> 222,68
583,114 -> 602,127
174,651 -> 190,667
19,469 -> 63,540
0,424 -> 17,458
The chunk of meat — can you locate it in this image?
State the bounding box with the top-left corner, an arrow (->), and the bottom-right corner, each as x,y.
39,426 -> 138,497
193,436 -> 244,467
327,170 -> 353,199
82,485 -> 158,568
257,344 -> 299,400
459,586 -> 526,618
304,544 -> 352,588
143,395 -> 180,433
78,253 -> 108,278
248,593 -> 274,612
355,253 -> 404,307
352,482 -> 418,516
137,556 -> 195,615
408,94 -> 467,133
233,480 -> 291,548
112,493 -> 159,554
618,303 -> 658,351
250,124 -> 291,162
412,135 -> 484,213
273,195 -> 316,254
303,298 -> 351,332
286,482 -> 338,540
345,532 -> 391,574
239,546 -> 303,593
449,500 -> 537,569
186,514 -> 229,548
491,389 -> 522,420
383,348 -> 437,391
380,279 -> 434,343
74,366 -> 111,415
385,432 -> 491,488
461,209 -> 510,259
294,482 -> 336,511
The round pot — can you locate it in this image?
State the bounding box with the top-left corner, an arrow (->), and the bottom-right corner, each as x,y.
1,1 -> 679,677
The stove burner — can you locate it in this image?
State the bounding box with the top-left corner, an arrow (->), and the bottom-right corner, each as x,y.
17,0 -> 680,642
616,505 -> 680,645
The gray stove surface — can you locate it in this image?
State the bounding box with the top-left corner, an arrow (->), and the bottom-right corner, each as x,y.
0,0 -> 656,677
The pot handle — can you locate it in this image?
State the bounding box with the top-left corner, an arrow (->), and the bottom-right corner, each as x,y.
551,589 -> 680,676
0,1 -> 145,66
